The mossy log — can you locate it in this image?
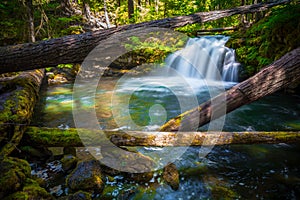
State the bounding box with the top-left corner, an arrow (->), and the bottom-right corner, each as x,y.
0,0 -> 291,74
0,70 -> 44,157
22,127 -> 300,147
160,47 -> 300,131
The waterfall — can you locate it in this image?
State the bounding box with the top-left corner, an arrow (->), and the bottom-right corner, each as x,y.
165,35 -> 240,82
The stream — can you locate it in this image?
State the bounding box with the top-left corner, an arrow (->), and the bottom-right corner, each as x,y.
31,36 -> 300,199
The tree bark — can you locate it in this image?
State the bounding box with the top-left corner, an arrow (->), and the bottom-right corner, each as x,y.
0,70 -> 45,157
0,0 -> 290,74
103,0 -> 111,28
22,127 -> 300,147
160,47 -> 300,132
26,0 -> 35,43
128,0 -> 134,20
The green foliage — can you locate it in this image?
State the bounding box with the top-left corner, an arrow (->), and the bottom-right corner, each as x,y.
125,34 -> 187,53
0,0 -> 26,45
123,33 -> 187,64
229,4 -> 300,79
57,64 -> 73,69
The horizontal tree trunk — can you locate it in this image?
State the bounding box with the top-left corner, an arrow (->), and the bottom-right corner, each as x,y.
0,0 -> 290,74
22,127 -> 300,147
160,47 -> 300,131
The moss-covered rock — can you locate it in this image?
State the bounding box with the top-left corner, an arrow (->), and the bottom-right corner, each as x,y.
61,154 -> 78,172
66,160 -> 104,193
0,157 -> 31,198
18,146 -> 53,161
67,190 -> 92,200
4,178 -> 53,200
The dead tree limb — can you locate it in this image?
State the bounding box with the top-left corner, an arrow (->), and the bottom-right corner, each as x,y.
22,127 -> 300,147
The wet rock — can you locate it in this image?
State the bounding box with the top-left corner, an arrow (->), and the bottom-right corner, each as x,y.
49,74 -> 68,85
100,184 -> 137,200
61,154 -> 78,172
0,157 -> 31,198
19,146 -> 53,161
67,191 -> 92,200
162,163 -> 179,190
100,147 -> 156,173
31,160 -> 65,187
66,160 -> 104,193
126,171 -> 154,183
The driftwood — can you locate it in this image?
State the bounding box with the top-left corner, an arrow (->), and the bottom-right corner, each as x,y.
160,47 -> 300,131
0,0 -> 290,74
22,127 -> 300,147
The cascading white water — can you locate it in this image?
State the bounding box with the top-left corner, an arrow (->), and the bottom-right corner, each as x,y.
165,35 -> 240,82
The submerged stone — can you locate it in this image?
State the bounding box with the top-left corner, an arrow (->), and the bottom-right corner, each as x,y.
66,160 -> 104,193
162,163 -> 179,190
100,147 -> 156,173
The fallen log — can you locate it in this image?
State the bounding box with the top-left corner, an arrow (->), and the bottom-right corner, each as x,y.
0,70 -> 45,157
22,127 -> 300,147
160,47 -> 300,131
0,0 -> 290,74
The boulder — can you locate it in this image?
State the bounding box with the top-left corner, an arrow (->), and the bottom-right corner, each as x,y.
66,160 -> 104,193
0,157 -> 31,198
67,190 -> 92,200
61,154 -> 78,172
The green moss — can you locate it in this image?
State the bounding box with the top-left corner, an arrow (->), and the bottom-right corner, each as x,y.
3,191 -> 29,200
132,186 -> 156,200
0,72 -> 41,124
4,178 -> 52,200
0,157 -> 31,198
211,185 -> 237,200
22,179 -> 52,199
119,34 -> 188,68
227,4 -> 300,79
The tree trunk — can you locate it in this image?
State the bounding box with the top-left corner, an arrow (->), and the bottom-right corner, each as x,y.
160,47 -> 300,132
22,127 -> 300,147
83,1 -> 92,22
0,0 -> 290,74
128,0 -> 134,20
26,0 -> 35,43
103,0 -> 111,28
0,70 -> 45,157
